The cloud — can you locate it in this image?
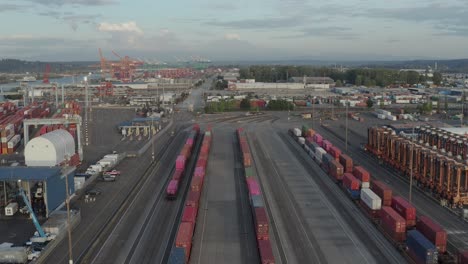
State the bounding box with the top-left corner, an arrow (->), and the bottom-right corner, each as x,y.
206,16 -> 305,30
25,0 -> 116,6
40,11 -> 100,31
0,4 -> 27,12
98,21 -> 143,35
224,33 -> 240,40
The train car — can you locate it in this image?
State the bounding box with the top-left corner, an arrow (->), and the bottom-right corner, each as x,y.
406,230 -> 438,264
258,240 -> 275,264
166,179 -> 180,199
342,173 -> 361,200
339,153 -> 353,173
391,196 -> 416,228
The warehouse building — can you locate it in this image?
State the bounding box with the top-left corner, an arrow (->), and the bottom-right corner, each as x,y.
290,76 -> 334,89
0,166 -> 75,218
232,82 -> 305,90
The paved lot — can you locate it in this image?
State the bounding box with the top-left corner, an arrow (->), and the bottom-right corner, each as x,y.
190,126 -> 259,264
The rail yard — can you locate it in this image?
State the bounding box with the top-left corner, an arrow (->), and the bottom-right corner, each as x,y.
1,70 -> 468,264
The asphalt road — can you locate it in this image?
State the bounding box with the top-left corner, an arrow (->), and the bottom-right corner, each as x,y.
190,126 -> 259,264
247,127 -> 399,264
313,121 -> 468,254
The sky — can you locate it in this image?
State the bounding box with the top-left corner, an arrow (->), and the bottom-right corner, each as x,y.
1,0 -> 468,61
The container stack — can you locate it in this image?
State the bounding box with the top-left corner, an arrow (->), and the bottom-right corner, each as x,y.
237,128 -> 275,264
375,109 -> 397,121
170,126 -> 211,264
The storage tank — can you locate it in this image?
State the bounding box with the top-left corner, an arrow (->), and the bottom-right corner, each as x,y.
25,129 -> 76,167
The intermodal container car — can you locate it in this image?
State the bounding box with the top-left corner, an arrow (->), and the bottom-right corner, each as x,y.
180,145 -> 191,159
315,147 -> 327,163
322,140 -> 333,152
194,167 -> 205,180
245,167 -> 255,178
353,166 -> 370,183
172,170 -> 183,181
313,133 -> 323,147
329,160 -> 344,181
182,206 -> 197,224
258,240 -> 275,264
176,155 -> 186,171
186,190 -> 201,208
251,195 -> 264,208
196,158 -> 207,168
190,177 -> 203,192
186,138 -> 194,147
329,146 -> 342,160
360,189 -> 381,219
406,230 -> 438,264
321,153 -> 334,173
371,180 -> 392,206
168,247 -> 185,264
175,222 -> 194,263
381,206 -> 406,243
247,178 -> 261,196
391,196 -> 416,228
339,153 -> 353,173
343,173 -> 360,190
243,153 -> 252,167
166,180 -> 179,199
416,216 -> 447,253
254,207 -> 269,240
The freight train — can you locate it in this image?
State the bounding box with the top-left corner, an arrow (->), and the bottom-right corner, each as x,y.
237,128 -> 275,264
166,124 -> 200,199
366,126 -> 468,207
290,125 -> 468,264
169,129 -> 212,264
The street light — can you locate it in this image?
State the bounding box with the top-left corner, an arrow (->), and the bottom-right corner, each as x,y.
409,127 -> 415,204
345,99 -> 349,151
64,156 -> 73,264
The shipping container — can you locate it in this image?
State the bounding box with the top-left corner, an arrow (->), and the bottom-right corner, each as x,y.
251,195 -> 264,208
313,133 -> 323,147
247,178 -> 261,196
196,157 -> 207,168
172,170 -> 183,181
298,137 -> 306,146
381,206 -> 406,242
166,180 -> 179,198
329,146 -> 342,160
459,250 -> 468,264
190,177 -> 203,192
416,216 -> 447,253
182,206 -> 198,224
321,153 -> 335,173
323,140 -> 333,152
406,230 -> 438,264
175,222 -> 194,263
168,247 -> 185,264
254,207 -> 269,240
353,166 -> 370,182
315,148 -> 327,163
245,167 -> 255,178
391,196 -> 416,228
343,173 -> 360,190
176,155 -> 186,171
360,189 -> 382,210
371,180 -> 392,206
194,167 -> 205,179
243,153 -> 252,167
258,240 -> 275,264
329,160 -> 344,181
339,153 -> 353,173
186,190 -> 201,208
292,128 -> 301,137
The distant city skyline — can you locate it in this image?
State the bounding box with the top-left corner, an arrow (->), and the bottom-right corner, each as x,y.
1,0 -> 468,61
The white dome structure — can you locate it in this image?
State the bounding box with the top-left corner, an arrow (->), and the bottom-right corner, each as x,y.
25,129 -> 76,167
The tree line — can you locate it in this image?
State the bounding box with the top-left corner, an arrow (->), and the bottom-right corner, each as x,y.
239,66 -> 443,86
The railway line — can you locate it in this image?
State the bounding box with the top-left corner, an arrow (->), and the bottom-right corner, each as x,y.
314,123 -> 468,255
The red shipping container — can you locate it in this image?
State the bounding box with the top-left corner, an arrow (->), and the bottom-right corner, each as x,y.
166,179 -> 179,197
391,196 -> 416,228
353,166 -> 370,182
371,180 -> 392,206
194,166 -> 205,179
190,177 -> 203,192
186,190 -> 201,208
258,240 -> 275,264
175,222 -> 194,263
172,170 -> 183,181
380,206 -> 406,242
329,160 -> 344,181
343,173 -> 360,190
416,215 -> 447,253
254,207 -> 269,240
176,155 -> 186,171
322,140 -> 333,152
247,178 -> 261,196
200,145 -> 210,155
196,158 -> 207,168
243,153 -> 252,167
339,154 -> 353,173
329,146 -> 342,160
182,206 -> 198,224
459,250 -> 468,264
359,200 -> 380,220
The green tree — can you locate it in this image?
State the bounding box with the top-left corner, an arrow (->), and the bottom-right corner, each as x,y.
366,99 -> 374,108
406,71 -> 420,85
240,98 -> 251,110
380,99 -> 385,108
335,80 -> 343,87
433,72 -> 442,85
355,75 -> 363,86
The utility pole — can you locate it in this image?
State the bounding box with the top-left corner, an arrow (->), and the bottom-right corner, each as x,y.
312,96 -> 315,128
55,83 -> 58,107
64,157 -> 73,264
84,77 -> 89,146
409,126 -> 415,204
345,99 -> 349,151
461,91 -> 465,127
61,84 -> 65,104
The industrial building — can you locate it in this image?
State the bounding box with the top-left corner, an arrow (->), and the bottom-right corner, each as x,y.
0,166 -> 75,218
231,82 -> 304,90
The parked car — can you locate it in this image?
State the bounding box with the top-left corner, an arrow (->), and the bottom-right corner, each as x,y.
101,174 -> 116,182
103,170 -> 121,176
85,188 -> 102,197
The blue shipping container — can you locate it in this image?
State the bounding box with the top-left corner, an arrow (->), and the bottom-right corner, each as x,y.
346,188 -> 360,200
168,247 -> 185,264
407,230 -> 438,264
251,195 -> 264,208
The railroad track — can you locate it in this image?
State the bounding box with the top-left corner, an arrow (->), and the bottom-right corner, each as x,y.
278,131 -> 405,264
315,124 -> 468,255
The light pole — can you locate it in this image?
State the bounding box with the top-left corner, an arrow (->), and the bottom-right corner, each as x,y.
84,77 -> 89,146
409,127 -> 415,204
64,158 -> 73,264
345,99 -> 349,151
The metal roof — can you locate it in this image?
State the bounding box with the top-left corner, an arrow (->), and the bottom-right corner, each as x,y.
0,166 -> 63,181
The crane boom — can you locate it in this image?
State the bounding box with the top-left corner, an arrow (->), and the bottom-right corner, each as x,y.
19,189 -> 46,238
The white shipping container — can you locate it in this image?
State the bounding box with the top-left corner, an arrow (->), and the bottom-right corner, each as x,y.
89,165 -> 102,173
298,137 -> 305,146
361,182 -> 370,189
5,202 -> 18,216
315,147 -> 327,163
98,159 -> 116,168
360,189 -> 382,210
293,128 -> 301,137
377,114 -> 386,119
386,115 -> 397,121
7,135 -> 21,148
74,177 -> 86,191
